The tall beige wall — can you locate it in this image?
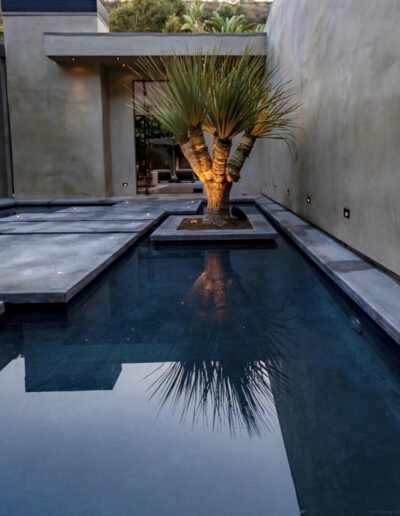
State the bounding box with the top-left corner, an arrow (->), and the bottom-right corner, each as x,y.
263,0 -> 400,276
0,57 -> 12,198
4,15 -> 110,199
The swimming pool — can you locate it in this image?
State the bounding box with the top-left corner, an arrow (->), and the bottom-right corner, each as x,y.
0,228 -> 400,515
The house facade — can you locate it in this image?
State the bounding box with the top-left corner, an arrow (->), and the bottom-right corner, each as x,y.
1,0 -> 266,200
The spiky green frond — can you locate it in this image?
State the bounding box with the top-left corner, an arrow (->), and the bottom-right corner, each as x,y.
133,54 -> 208,139
133,48 -> 297,171
203,51 -> 267,139
248,68 -> 298,151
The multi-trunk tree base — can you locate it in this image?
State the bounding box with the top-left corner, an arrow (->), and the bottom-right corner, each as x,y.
204,181 -> 233,227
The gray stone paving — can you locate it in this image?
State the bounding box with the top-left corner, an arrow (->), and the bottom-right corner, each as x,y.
0,220 -> 150,234
0,211 -> 164,222
0,199 -> 201,304
151,214 -> 277,242
255,196 -> 400,345
0,233 -> 140,303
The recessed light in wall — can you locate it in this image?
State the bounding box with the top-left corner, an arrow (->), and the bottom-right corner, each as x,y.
122,63 -> 126,68
122,182 -> 128,187
116,57 -> 120,61
306,196 -> 311,204
71,57 -> 76,62
287,189 -> 290,196
343,207 -> 351,219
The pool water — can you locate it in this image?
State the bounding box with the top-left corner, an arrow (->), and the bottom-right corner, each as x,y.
1,231 -> 400,515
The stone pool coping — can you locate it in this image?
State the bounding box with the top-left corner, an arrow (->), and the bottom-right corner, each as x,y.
151,214 -> 277,242
255,196 -> 400,345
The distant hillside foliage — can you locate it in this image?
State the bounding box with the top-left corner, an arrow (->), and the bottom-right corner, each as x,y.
106,1 -> 270,33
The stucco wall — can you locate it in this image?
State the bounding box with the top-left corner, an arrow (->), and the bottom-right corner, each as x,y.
262,0 -> 400,276
4,15 -> 110,199
107,69 -> 136,197
0,57 -> 12,198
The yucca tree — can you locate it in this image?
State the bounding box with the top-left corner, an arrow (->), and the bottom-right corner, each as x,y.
134,50 -> 297,226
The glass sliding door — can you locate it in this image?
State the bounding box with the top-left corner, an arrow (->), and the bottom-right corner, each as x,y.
133,81 -> 193,194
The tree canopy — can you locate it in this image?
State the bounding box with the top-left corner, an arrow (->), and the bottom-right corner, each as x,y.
109,0 -> 268,33
109,0 -> 186,33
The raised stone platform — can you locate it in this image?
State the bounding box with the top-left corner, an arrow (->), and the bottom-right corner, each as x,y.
0,233 -> 140,303
0,199 -> 202,304
151,214 -> 277,242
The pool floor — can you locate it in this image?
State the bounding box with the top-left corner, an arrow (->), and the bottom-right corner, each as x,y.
0,233 -> 400,515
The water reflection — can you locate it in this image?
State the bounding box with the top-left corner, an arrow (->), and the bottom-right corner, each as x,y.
1,240 -> 400,514
0,249 -> 295,438
146,251 -> 294,437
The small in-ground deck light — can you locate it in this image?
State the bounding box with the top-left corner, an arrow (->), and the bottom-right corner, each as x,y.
344,208 -> 351,219
306,196 -> 311,204
122,182 -> 128,187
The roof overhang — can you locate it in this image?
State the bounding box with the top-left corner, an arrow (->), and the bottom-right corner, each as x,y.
44,32 -> 267,64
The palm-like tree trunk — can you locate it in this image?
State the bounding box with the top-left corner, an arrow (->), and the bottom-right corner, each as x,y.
203,137 -> 233,226
204,180 -> 232,226
227,134 -> 255,182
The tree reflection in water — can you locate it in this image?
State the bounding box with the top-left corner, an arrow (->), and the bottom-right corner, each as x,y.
146,250 -> 296,437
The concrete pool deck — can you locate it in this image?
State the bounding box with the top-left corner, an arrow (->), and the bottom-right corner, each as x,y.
0,199 -> 202,304
255,196 -> 400,345
1,194 -> 400,348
